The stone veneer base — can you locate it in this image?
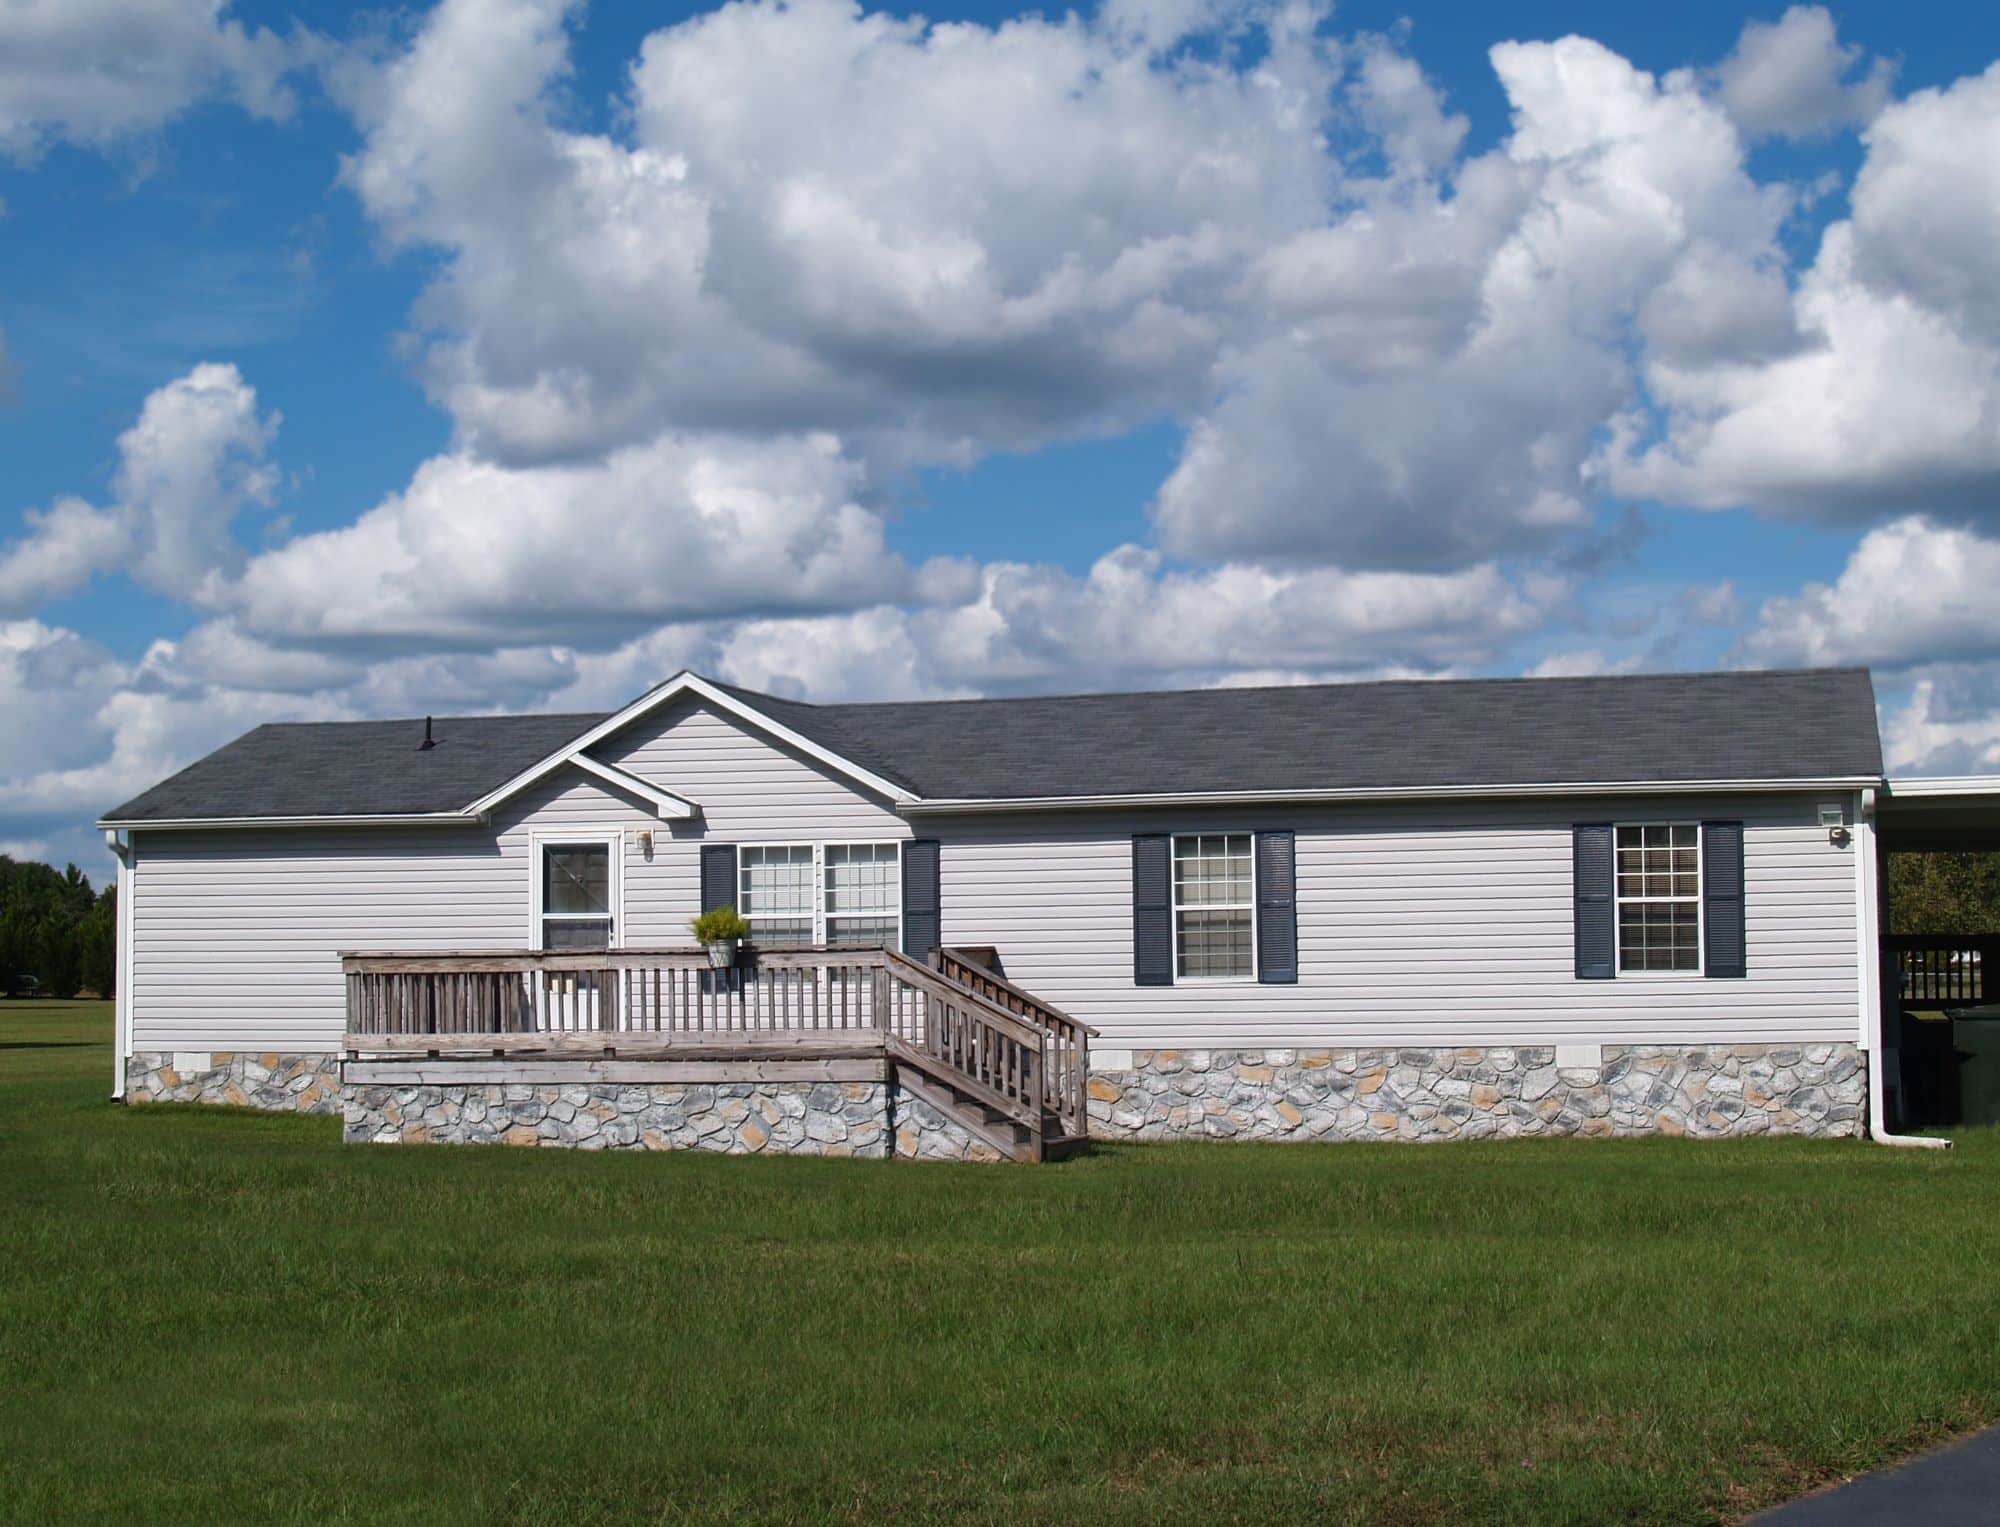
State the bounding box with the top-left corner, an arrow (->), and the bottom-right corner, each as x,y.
127,1043 -> 1869,1151
126,1051 -> 341,1114
342,1079 -> 1002,1160
1085,1044 -> 1867,1141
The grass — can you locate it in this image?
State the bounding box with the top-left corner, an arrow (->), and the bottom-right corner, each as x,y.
2,1003 -> 1997,1525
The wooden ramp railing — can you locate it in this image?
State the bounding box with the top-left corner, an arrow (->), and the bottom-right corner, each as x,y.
1886,935 -> 1995,1007
340,945 -> 1088,1161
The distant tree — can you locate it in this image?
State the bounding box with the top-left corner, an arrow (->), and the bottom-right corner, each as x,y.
35,913 -> 83,999
80,890 -> 116,999
1889,852 -> 2000,937
0,854 -> 113,997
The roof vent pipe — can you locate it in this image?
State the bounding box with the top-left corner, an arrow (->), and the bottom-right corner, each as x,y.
420,716 -> 436,751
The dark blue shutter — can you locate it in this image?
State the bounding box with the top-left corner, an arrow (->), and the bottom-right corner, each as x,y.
1133,834 -> 1173,986
902,839 -> 940,963
1574,824 -> 1615,980
699,843 -> 737,918
1255,830 -> 1298,984
1703,821 -> 1746,978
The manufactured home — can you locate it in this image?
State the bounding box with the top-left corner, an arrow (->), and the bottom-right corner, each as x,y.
98,667 -> 1998,1159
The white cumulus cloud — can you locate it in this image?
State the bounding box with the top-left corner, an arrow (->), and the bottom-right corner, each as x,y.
0,0 -> 310,162
0,363 -> 279,614
1713,5 -> 1893,141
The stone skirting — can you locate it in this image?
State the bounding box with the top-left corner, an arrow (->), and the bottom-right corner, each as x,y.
125,1051 -> 341,1114
342,1078 -> 1004,1161
1085,1044 -> 1867,1142
128,1043 -> 1869,1150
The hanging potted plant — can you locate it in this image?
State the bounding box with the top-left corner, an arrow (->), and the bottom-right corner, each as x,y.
690,904 -> 749,968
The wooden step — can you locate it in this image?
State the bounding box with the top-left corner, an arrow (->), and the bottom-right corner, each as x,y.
891,1060 -> 1038,1162
1041,1132 -> 1090,1162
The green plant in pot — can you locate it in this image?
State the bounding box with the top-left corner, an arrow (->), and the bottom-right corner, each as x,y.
690,904 -> 749,968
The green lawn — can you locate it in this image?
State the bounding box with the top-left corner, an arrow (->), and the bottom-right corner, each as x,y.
3,1003 -> 1997,1525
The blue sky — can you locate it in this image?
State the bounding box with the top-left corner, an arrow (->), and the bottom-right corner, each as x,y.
3,0 -> 2000,874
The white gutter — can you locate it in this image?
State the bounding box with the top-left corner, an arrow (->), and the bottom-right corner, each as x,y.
1881,774 -> 2000,798
104,829 -> 133,1102
94,811 -> 488,832
1856,787 -> 1951,1150
903,776 -> 1885,815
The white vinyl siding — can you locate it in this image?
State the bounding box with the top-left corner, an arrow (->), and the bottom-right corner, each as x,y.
126,698 -> 911,1054
932,793 -> 1860,1049
595,698 -> 910,842
123,690 -> 1862,1060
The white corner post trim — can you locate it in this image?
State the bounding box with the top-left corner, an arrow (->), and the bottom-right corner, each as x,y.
1857,787 -> 1951,1150
107,829 -> 133,1100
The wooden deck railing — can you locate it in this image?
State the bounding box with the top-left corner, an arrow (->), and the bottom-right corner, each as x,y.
341,945 -> 1069,1156
342,947 -> 895,1039
937,947 -> 1097,1137
1885,935 -> 1995,1007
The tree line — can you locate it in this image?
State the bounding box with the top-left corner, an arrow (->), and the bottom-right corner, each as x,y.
1889,852 -> 2000,937
0,855 -> 117,999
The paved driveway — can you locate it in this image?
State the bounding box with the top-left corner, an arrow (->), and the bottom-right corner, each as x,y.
1755,1426 -> 2000,1524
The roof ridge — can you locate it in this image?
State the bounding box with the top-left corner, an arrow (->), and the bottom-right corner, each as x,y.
255,709 -> 611,731
731,664 -> 1874,717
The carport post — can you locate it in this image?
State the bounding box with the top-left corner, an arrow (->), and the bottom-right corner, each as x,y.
1859,787 -> 1952,1150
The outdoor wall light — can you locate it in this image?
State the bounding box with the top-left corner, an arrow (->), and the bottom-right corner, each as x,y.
1819,804 -> 1850,847
637,830 -> 654,857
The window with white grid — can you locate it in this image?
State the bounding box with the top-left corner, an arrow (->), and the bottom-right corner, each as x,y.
739,845 -> 815,949
1615,823 -> 1701,972
825,843 -> 900,950
1173,833 -> 1254,980
738,842 -> 902,949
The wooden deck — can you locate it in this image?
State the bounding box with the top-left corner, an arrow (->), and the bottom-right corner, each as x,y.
340,944 -> 1095,1161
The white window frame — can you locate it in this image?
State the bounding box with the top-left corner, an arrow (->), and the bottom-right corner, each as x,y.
1171,831 -> 1258,984
738,841 -> 820,950
1613,820 -> 1703,978
529,829 -> 624,950
823,840 -> 903,951
736,841 -> 904,950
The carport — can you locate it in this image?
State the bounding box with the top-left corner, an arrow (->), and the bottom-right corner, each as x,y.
1869,778 -> 2000,1136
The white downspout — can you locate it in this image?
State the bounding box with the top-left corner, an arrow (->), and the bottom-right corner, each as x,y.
106,828 -> 132,1102
1857,788 -> 1951,1149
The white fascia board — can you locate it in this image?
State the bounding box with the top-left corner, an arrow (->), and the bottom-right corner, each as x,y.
1882,775 -> 2000,798
566,752 -> 697,819
901,776 -> 1886,814
463,669 -> 918,816
94,811 -> 484,831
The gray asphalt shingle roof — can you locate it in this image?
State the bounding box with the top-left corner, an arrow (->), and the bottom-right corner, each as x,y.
103,667 -> 1882,824
103,713 -> 603,823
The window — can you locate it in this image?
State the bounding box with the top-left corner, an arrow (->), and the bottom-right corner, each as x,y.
1173,833 -> 1254,980
738,842 -> 902,949
1615,823 -> 1700,972
541,842 -> 614,949
740,845 -> 816,948
825,843 -> 899,949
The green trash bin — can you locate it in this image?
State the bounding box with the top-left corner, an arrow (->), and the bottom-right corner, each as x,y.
1947,1008 -> 2000,1128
